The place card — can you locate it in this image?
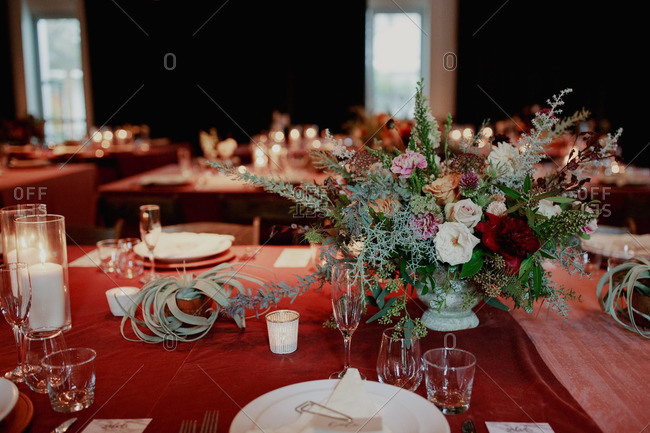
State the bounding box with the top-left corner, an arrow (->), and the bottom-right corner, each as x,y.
81,419 -> 152,433
485,422 -> 555,433
273,248 -> 311,268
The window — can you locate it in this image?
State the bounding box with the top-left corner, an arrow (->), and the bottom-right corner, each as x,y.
8,0 -> 91,145
366,0 -> 429,119
35,18 -> 86,143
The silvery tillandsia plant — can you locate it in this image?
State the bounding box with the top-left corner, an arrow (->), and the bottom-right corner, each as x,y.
212,79 -> 621,337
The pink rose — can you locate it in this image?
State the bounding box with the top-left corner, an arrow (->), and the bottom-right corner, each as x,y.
391,150 -> 427,178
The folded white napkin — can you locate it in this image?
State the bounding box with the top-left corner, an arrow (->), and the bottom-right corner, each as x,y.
246,369 -> 390,433
69,249 -> 100,267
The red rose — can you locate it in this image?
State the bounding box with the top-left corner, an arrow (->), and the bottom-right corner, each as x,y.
475,213 -> 540,273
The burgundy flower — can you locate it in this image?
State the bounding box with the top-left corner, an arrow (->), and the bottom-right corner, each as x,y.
459,171 -> 480,189
475,213 -> 540,273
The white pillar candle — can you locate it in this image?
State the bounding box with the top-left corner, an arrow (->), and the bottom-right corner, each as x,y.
6,247 -> 40,265
28,262 -> 66,329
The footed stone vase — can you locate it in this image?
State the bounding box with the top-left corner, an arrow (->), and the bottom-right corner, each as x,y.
416,277 -> 481,332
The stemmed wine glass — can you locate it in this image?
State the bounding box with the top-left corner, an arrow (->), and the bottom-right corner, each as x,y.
139,204 -> 162,283
329,264 -> 366,380
0,262 -> 32,383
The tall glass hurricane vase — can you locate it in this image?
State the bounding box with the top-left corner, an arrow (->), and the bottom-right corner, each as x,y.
0,204 -> 47,264
330,264 -> 366,380
14,214 -> 71,332
0,263 -> 32,383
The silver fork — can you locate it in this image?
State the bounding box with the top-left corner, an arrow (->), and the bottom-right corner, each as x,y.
179,420 -> 197,433
199,410 -> 219,433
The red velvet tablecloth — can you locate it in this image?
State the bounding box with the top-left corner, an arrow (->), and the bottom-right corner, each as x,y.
0,246 -> 603,433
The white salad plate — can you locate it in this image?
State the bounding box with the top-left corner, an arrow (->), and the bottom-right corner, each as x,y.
0,377 -> 19,421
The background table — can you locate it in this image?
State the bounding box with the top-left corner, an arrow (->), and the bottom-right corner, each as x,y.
97,164 -> 326,242
2,245 -> 646,432
0,163 -> 97,226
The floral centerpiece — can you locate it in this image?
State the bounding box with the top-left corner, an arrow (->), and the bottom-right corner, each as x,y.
214,80 -> 621,336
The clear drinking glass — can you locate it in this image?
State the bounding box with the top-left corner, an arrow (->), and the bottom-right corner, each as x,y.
115,237 -> 144,280
376,327 -> 423,391
0,262 -> 32,383
41,347 -> 96,413
138,204 -> 162,283
423,348 -> 476,415
96,239 -> 119,273
329,264 -> 365,379
24,327 -> 67,393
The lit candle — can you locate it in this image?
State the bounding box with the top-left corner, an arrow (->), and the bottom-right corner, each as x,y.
115,128 -> 128,146
28,260 -> 66,329
288,128 -> 301,148
304,126 -> 317,139
6,247 -> 40,265
253,146 -> 268,169
270,143 -> 283,168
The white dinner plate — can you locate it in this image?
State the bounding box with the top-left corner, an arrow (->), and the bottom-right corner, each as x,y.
0,377 -> 19,421
582,232 -> 650,260
229,379 -> 450,433
134,232 -> 234,262
140,174 -> 191,186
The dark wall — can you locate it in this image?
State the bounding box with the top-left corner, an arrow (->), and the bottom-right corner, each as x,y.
1,0 -> 15,120
84,0 -> 366,151
4,1 -> 647,167
456,1 -> 648,166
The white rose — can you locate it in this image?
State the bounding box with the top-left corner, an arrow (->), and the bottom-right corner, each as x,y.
536,199 -> 561,218
435,222 -> 480,266
444,199 -> 483,229
488,142 -> 519,177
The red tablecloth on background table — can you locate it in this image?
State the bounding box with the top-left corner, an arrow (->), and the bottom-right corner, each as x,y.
0,246 -> 604,433
0,164 -> 97,226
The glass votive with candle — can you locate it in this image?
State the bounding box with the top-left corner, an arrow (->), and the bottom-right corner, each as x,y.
265,309 -> 300,354
303,124 -> 318,142
268,143 -> 286,172
0,204 -> 47,264
14,214 -> 71,332
251,141 -> 269,171
288,126 -> 302,149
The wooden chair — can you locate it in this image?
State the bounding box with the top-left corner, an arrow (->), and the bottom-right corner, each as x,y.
66,218 -> 125,245
162,217 -> 261,245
